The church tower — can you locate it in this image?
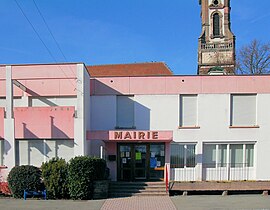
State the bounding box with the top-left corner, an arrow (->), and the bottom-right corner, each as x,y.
198,0 -> 235,75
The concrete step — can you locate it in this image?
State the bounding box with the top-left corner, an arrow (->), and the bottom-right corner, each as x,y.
109,188 -> 166,193
110,185 -> 166,190
109,192 -> 168,197
109,181 -> 167,198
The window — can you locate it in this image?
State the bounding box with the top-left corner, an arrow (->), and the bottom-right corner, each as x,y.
213,0 -> 219,6
170,143 -> 196,168
180,95 -> 198,127
230,144 -> 243,168
203,143 -> 254,168
116,96 -> 134,128
213,13 -> 220,37
203,144 -> 228,168
203,144 -> 216,168
15,140 -> 74,167
218,144 -> 227,167
246,144 -> 254,167
231,94 -> 257,126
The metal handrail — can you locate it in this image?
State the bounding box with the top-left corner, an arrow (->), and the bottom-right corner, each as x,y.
165,164 -> 169,193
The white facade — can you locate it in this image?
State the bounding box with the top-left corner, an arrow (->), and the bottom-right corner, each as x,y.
1,64 -> 270,183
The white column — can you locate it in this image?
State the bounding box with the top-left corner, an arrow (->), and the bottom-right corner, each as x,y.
226,144 -> 230,180
196,142 -> 203,181
74,64 -> 86,156
100,145 -> 104,159
3,65 -> 15,177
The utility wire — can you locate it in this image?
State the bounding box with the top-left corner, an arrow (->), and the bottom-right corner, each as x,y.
32,0 -> 69,63
14,0 -> 82,94
14,0 -> 58,64
32,0 -> 77,79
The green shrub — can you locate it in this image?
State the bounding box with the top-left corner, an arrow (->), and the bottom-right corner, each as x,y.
91,158 -> 107,180
7,165 -> 42,198
67,156 -> 107,200
41,157 -> 69,199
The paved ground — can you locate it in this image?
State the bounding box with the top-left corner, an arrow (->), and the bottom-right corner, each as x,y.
101,196 -> 176,210
171,195 -> 270,210
0,198 -> 105,210
1,195 -> 270,210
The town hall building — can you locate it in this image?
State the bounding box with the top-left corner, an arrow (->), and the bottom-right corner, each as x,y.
1,0 -> 270,184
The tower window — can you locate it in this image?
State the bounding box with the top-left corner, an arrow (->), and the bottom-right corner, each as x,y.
213,0 -> 219,6
213,13 -> 220,37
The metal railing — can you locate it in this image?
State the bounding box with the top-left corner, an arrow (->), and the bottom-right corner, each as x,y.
170,164 -> 196,182
202,163 -> 254,181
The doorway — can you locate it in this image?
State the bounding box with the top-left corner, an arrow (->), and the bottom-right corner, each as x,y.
117,143 -> 165,181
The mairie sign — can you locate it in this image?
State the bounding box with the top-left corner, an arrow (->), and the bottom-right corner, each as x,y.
113,131 -> 159,140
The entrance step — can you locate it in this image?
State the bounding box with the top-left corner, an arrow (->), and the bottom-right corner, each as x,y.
109,181 -> 168,198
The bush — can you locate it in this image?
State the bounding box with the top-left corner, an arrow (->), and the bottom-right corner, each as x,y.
7,165 -> 42,198
41,157 -> 69,199
91,158 -> 108,180
67,156 -> 107,200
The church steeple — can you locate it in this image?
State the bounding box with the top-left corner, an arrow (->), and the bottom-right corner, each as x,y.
198,0 -> 236,75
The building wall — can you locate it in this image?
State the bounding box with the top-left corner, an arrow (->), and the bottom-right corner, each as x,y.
90,75 -> 270,181
0,64 -> 87,180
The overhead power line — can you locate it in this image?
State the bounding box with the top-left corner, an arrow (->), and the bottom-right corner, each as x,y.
14,0 -> 58,63
14,0 -> 82,94
32,0 -> 69,62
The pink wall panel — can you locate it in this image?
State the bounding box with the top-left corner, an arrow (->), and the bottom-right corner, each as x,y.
0,78 -> 76,97
14,106 -> 74,139
24,79 -> 76,96
0,64 -> 78,97
93,77 -> 130,95
0,108 -> 4,139
0,80 -> 5,97
12,64 -> 77,80
165,77 -> 202,94
130,77 -> 166,94
0,67 -> 5,79
91,75 -> 270,95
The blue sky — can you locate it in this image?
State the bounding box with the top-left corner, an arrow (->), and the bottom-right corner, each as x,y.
0,0 -> 270,75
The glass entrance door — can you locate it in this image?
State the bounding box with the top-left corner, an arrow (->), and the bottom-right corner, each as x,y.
119,145 -> 132,181
134,145 -> 147,179
118,143 -> 165,181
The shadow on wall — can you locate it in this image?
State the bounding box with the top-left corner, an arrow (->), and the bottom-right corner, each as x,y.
92,79 -> 151,130
15,123 -> 73,166
50,116 -> 70,139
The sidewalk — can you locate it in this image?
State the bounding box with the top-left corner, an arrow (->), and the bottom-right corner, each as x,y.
1,195 -> 270,210
101,196 -> 176,210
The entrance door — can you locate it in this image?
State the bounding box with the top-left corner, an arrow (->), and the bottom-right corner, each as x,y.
118,143 -> 165,181
134,145 -> 147,179
119,145 -> 132,181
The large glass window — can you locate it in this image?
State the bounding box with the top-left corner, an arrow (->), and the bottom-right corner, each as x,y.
203,144 -> 216,168
116,96 -> 134,128
171,143 -> 196,168
218,144 -> 227,167
203,143 -> 254,168
16,140 -> 74,167
180,95 -> 198,127
230,144 -> 243,168
231,95 -> 257,126
246,144 -> 254,167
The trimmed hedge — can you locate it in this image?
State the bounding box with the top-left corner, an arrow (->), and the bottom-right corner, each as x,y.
7,165 -> 43,198
67,156 -> 107,200
41,157 -> 69,199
